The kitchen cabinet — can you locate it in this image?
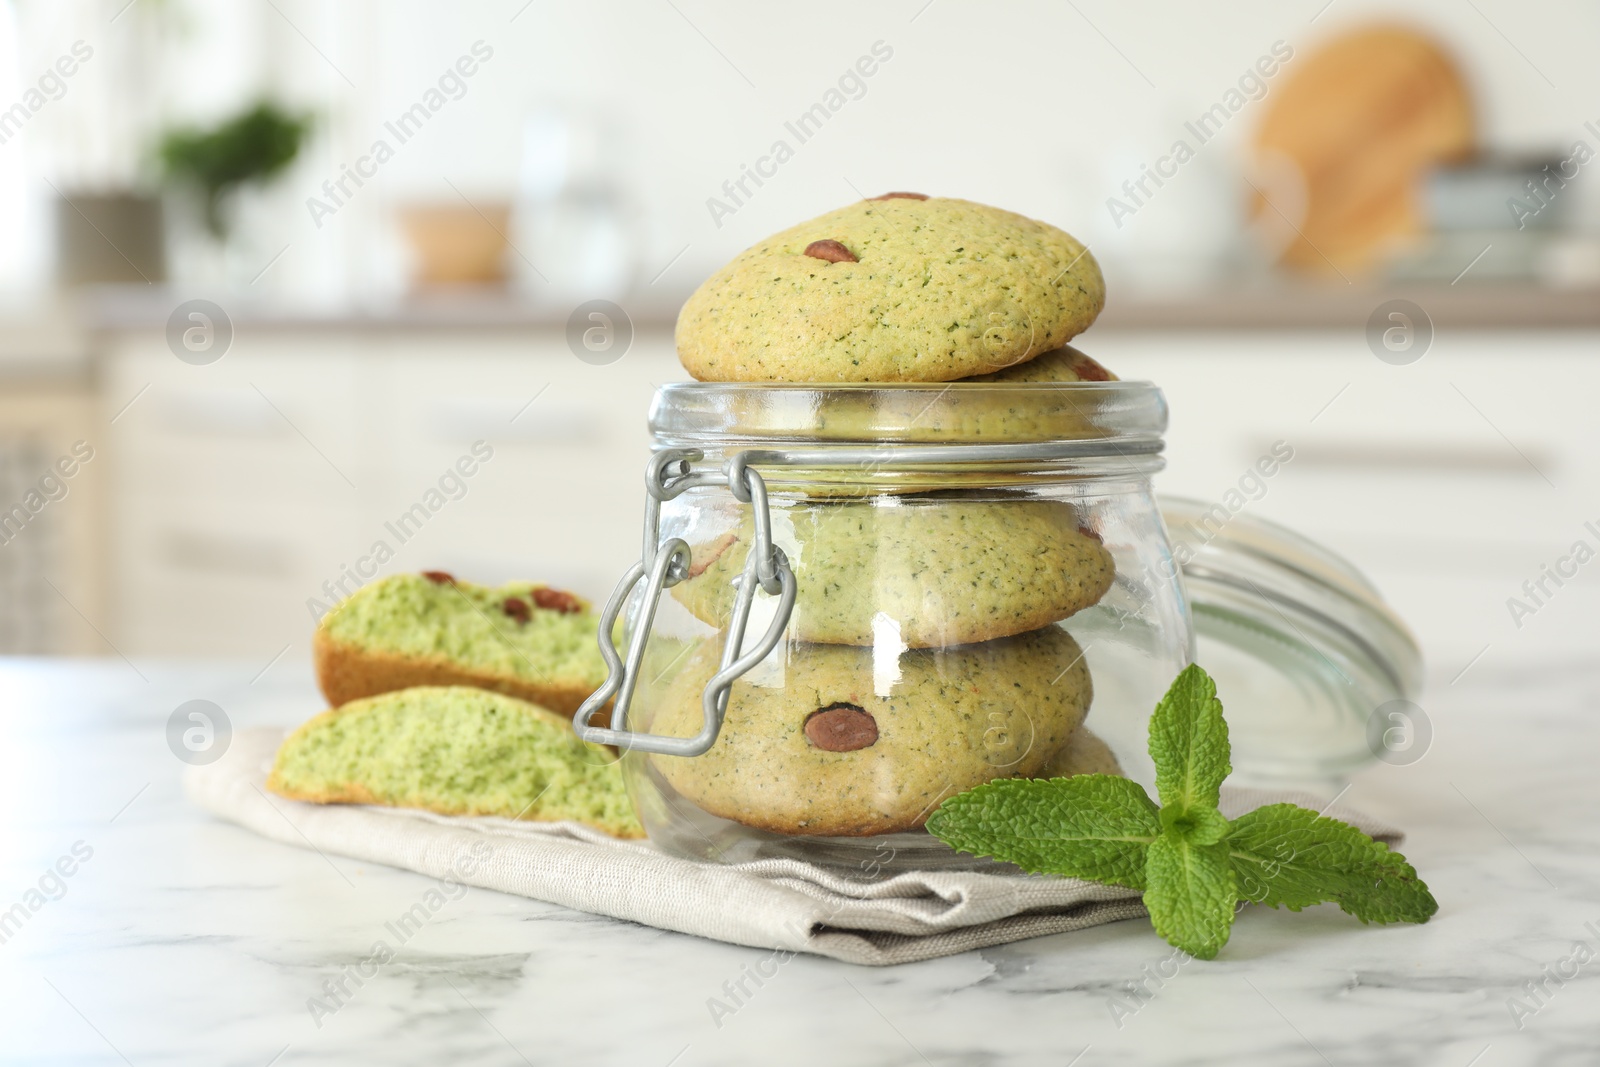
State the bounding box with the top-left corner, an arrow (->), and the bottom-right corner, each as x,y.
0,382 -> 104,654
101,324 -> 681,660
1096,329 -> 1600,667
99,314 -> 1600,672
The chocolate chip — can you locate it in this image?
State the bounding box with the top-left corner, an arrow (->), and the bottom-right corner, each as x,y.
803,239 -> 858,264
421,570 -> 456,584
502,597 -> 531,624
532,587 -> 584,614
804,703 -> 879,752
869,192 -> 929,200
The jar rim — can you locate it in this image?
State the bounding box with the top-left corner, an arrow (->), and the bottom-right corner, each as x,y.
649,380 -> 1168,448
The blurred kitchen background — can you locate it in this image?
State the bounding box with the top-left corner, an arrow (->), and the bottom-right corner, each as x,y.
1,0 -> 1595,681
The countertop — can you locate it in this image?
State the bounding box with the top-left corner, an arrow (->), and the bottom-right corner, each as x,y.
39,281 -> 1600,335
1,655 -> 1593,1065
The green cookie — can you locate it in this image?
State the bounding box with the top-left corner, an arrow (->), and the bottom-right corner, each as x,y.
672,495 -> 1115,647
960,343 -> 1118,383
677,196 -> 1104,382
650,625 -> 1094,836
1042,726 -> 1124,778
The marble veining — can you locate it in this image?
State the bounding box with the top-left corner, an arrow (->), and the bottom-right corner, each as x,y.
0,656 -> 1594,1066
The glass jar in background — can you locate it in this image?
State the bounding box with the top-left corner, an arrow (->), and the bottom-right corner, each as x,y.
576,381 -> 1190,870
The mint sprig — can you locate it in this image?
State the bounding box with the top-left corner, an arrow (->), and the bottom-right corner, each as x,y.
926,664 -> 1439,959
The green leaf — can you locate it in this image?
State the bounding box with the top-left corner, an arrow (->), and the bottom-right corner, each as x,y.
926,775 -> 1160,888
1144,834 -> 1237,959
1227,804 -> 1439,925
1160,803 -> 1230,846
1148,664 -> 1231,817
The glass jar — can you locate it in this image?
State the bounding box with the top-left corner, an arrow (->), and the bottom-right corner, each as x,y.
576,381 -> 1190,870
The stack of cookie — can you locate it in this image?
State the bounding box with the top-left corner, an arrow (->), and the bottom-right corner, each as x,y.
658,194 -> 1124,837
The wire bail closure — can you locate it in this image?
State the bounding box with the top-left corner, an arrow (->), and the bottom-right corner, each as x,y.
572,448 -> 796,756
572,438 -> 1160,756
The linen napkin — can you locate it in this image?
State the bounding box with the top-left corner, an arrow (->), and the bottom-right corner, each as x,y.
186,727 -> 1403,966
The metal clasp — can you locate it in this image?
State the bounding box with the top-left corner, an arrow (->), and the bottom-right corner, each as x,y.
573,438 -> 1157,756
572,448 -> 797,756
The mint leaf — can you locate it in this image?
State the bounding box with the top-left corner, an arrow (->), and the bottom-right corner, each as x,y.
1160,803 -> 1230,846
1228,804 -> 1439,924
1148,664 -> 1230,817
927,775 -> 1160,888
1144,834 -> 1236,960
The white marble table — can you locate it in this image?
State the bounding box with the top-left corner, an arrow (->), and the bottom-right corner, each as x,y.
1,655 -> 1593,1066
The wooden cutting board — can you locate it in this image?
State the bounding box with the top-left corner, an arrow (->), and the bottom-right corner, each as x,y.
1251,25 -> 1475,278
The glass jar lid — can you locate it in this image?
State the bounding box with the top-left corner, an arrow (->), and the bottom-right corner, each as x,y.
1161,497 -> 1424,788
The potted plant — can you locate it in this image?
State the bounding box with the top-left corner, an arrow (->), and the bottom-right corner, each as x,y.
157,100 -> 312,240
155,101 -> 312,286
